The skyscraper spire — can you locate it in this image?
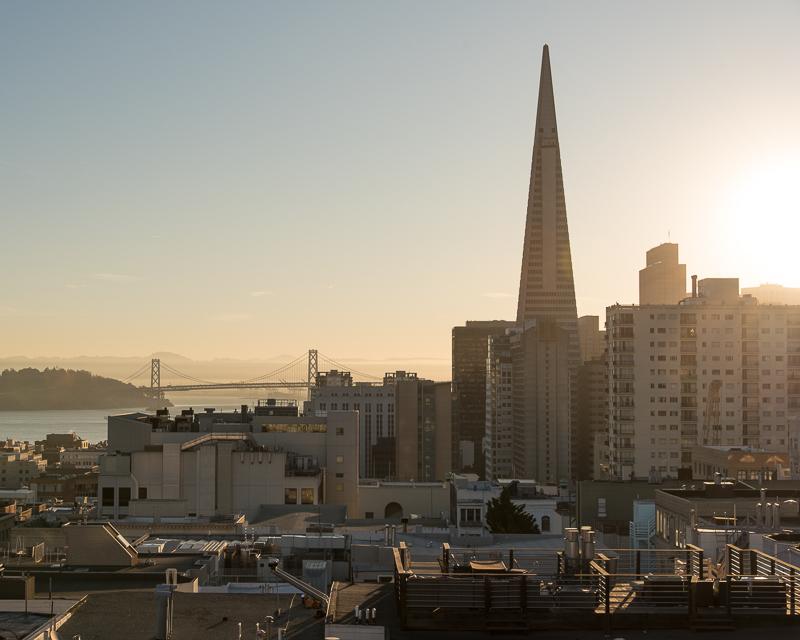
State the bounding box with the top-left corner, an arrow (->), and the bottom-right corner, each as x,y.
516,44 -> 578,357
509,45 -> 579,485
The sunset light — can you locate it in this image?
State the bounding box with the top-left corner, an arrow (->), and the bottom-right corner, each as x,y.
725,157 -> 800,285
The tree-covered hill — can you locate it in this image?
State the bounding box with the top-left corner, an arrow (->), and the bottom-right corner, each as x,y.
0,368 -> 155,410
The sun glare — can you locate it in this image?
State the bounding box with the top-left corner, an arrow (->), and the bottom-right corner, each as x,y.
724,157 -> 800,286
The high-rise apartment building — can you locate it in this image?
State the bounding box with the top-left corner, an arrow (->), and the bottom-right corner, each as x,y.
607,278 -> 800,480
452,320 -> 515,477
639,243 -> 687,305
485,332 -> 514,481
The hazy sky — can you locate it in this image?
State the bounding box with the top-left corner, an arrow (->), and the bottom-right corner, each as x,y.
2,1 -> 799,367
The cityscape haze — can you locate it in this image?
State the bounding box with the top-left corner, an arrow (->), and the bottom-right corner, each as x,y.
2,1 -> 799,365
1,3 -> 800,638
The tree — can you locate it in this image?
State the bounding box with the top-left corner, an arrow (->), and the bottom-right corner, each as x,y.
485,487 -> 540,534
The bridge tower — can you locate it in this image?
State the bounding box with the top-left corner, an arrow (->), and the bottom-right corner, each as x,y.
150,358 -> 164,400
307,349 -> 318,399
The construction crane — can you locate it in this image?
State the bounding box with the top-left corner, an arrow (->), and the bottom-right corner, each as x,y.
702,379 -> 723,446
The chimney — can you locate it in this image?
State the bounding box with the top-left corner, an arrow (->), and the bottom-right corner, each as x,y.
691,275 -> 698,298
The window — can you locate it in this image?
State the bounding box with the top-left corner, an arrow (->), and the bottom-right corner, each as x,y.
336,472 -> 344,478
336,427 -> 344,436
336,483 -> 344,492
541,515 -> 551,532
301,488 -> 314,504
138,487 -> 147,500
597,498 -> 607,518
365,511 -> 374,519
102,487 -> 114,507
336,455 -> 344,464
460,507 -> 481,523
284,488 -> 298,504
118,487 -> 131,507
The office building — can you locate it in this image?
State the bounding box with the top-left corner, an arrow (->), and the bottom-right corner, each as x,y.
578,315 -> 605,362
607,277 -> 800,480
510,320 -> 572,484
452,320 -> 515,477
512,45 -> 579,483
515,46 -> 580,357
395,377 -> 451,482
307,370 -> 397,478
308,370 -> 450,481
485,331 -> 514,480
575,355 -> 608,480
639,242 -> 687,305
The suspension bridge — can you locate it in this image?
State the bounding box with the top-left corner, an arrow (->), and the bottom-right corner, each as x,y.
120,349 -> 382,399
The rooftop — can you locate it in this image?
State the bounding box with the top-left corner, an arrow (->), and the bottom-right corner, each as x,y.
58,590 -> 317,640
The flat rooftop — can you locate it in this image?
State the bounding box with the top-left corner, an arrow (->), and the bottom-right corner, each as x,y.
58,591 -> 318,640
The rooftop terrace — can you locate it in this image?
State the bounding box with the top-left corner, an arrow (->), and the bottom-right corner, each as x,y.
392,539 -> 800,633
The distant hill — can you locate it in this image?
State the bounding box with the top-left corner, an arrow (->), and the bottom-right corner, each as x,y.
0,368 -> 156,410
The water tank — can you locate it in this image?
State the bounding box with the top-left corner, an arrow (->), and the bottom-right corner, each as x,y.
563,528 -> 579,561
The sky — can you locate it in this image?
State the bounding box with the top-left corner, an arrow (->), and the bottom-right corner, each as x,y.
1,1 -> 799,372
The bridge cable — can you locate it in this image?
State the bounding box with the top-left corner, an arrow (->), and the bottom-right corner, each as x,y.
317,353 -> 383,381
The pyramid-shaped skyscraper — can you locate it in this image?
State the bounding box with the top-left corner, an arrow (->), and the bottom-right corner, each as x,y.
516,44 -> 579,362
509,45 -> 579,484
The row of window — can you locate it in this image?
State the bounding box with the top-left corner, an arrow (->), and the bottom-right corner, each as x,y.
318,402 -> 394,413
285,488 -> 315,505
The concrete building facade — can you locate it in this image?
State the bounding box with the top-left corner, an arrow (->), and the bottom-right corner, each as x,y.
308,371 -> 450,481
307,370 -> 397,479
99,407 -> 359,520
395,378 -> 450,482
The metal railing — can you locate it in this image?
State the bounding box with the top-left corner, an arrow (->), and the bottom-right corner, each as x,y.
726,544 -> 799,615
393,543 -> 800,632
